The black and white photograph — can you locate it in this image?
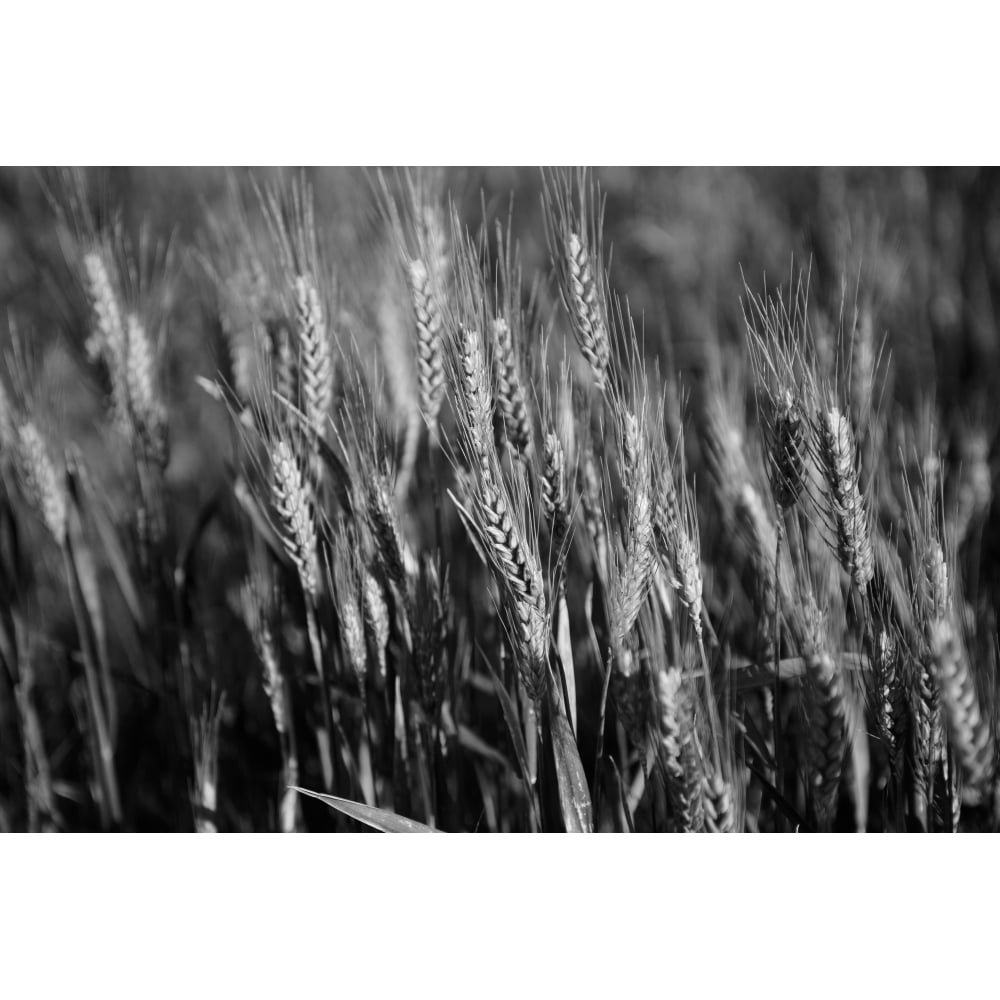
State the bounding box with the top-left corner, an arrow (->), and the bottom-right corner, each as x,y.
3,164 -> 1000,837
4,5 -> 998,996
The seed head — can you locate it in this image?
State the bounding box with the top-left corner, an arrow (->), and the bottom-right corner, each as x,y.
565,233 -> 610,390
270,439 -> 319,600
18,422 -> 68,543
294,273 -> 334,442
407,258 -> 446,440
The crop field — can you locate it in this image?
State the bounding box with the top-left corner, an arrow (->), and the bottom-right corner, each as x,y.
1,166 -> 999,833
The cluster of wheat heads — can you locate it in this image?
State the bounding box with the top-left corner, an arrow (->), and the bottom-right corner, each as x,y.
0,167 -> 997,832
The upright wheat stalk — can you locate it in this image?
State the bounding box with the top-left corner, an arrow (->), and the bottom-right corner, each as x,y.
270,438 -> 319,600
801,597 -> 849,830
407,259 -> 446,443
17,422 -> 68,543
294,273 -> 333,441
565,233 -> 610,391
816,406 -> 874,591
492,317 -> 532,458
656,667 -> 707,832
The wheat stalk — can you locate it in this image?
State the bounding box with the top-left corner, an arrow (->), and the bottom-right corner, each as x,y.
610,650 -> 652,748
565,233 -> 610,391
610,412 -> 656,645
191,697 -> 224,833
366,474 -> 410,607
653,464 -> 704,640
579,441 -> 608,579
928,618 -> 993,801
702,769 -> 736,833
17,422 -> 68,544
413,554 -> 448,718
801,597 -> 849,830
816,406 -> 874,591
873,628 -> 907,780
124,313 -> 167,465
270,438 -> 319,600
407,258 -> 446,442
457,324 -> 493,470
655,666 -> 706,832
541,429 -> 570,565
492,317 -> 532,459
770,389 -> 806,512
477,473 -> 549,702
363,568 -> 391,686
240,579 -> 288,736
294,273 -> 333,441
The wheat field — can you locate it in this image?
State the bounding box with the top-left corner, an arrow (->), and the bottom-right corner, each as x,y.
1,166 -> 998,833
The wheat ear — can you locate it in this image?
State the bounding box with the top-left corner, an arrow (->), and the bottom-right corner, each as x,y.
928,619 -> 993,801
801,598 -> 849,830
18,422 -> 68,543
565,233 -> 610,390
294,273 -> 334,442
270,438 -> 319,600
492,317 -> 532,459
457,324 -> 494,470
478,474 -> 549,702
363,569 -> 391,685
817,406 -> 874,590
240,580 -> 288,736
655,667 -> 707,832
124,313 -> 167,465
407,258 -> 446,443
541,430 -> 570,566
611,413 -> 656,645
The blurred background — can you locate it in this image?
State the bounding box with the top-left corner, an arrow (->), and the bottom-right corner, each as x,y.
1,166 -> 998,830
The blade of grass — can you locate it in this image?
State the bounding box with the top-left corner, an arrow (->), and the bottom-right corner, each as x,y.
292,787 -> 438,832
545,682 -> 593,832
481,648 -> 541,830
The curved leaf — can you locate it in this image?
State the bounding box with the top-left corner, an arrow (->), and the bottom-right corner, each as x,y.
546,692 -> 593,833
292,787 -> 438,833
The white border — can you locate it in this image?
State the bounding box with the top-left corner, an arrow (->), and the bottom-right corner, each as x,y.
5,3 -> 1000,163
2,834 -> 997,996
